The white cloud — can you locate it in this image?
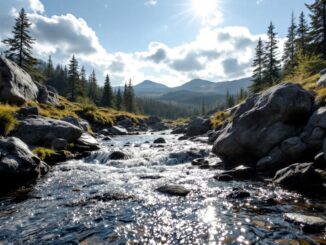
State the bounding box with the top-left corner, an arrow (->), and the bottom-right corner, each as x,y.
144,0 -> 157,6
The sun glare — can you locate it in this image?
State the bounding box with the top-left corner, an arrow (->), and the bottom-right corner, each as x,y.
192,0 -> 217,18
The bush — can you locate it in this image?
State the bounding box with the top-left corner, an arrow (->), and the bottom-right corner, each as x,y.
0,111 -> 17,136
32,147 -> 56,161
294,52 -> 326,77
76,96 -> 96,112
210,111 -> 231,128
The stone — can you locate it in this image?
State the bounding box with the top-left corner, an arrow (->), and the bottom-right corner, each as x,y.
13,116 -> 83,147
153,137 -> 166,144
186,117 -> 212,137
257,146 -> 286,173
74,133 -> 100,152
284,213 -> 326,233
62,116 -> 91,132
109,151 -> 129,160
317,72 -> 326,88
273,162 -> 324,192
156,185 -> 190,196
51,138 -> 68,150
17,106 -> 39,116
0,57 -> 39,105
192,158 -> 209,167
107,126 -> 128,135
44,150 -> 74,166
314,152 -> 326,169
213,83 -> 313,168
0,137 -> 49,193
171,125 -> 186,134
37,84 -> 59,105
215,165 -> 256,180
215,174 -> 233,182
280,137 -> 307,160
226,190 -> 250,199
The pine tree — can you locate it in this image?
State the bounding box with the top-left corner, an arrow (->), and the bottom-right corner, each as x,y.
283,12 -> 297,76
263,22 -> 280,84
116,88 -> 123,110
127,79 -> 135,112
88,70 -> 100,104
79,66 -> 88,98
102,74 -> 114,107
251,38 -> 265,92
123,83 -> 129,111
306,0 -> 326,56
45,55 -> 54,79
67,55 -> 79,101
2,8 -> 37,74
201,99 -> 206,115
297,11 -> 309,56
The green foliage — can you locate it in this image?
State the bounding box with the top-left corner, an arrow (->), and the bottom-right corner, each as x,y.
283,12 -> 298,77
251,38 -> 264,92
76,96 -> 96,112
32,147 -> 56,161
210,111 -> 231,128
293,51 -> 326,77
0,111 -> 17,136
88,70 -> 100,105
102,74 -> 115,108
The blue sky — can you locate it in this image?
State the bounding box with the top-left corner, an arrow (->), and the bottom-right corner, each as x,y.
0,0 -> 314,86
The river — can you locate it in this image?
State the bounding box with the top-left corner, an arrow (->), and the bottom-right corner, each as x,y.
0,131 -> 325,244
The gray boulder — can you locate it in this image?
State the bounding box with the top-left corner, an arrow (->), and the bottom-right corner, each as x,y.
37,84 -> 59,105
107,126 -> 128,135
186,117 -> 211,137
213,83 -> 313,168
0,57 -> 39,105
214,165 -> 256,181
13,116 -> 82,147
284,213 -> 326,233
0,137 -> 49,193
62,116 -> 91,132
51,138 -> 68,150
153,137 -> 166,144
317,69 -> 326,88
74,133 -> 100,152
257,146 -> 285,173
280,137 -> 307,160
18,106 -> 39,117
156,184 -> 190,196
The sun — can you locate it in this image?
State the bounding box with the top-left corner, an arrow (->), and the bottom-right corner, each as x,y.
192,0 -> 217,19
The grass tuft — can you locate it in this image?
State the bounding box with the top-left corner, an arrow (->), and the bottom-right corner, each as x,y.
32,147 -> 56,161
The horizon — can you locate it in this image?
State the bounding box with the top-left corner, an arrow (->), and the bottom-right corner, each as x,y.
0,0 -> 313,86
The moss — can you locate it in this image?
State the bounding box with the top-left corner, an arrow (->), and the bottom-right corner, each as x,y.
210,111 -> 231,128
32,147 -> 56,161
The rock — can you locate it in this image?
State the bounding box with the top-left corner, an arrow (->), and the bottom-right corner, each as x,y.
51,138 -> 68,150
169,149 -> 208,164
153,137 -> 166,144
257,147 -> 286,173
215,165 -> 256,180
314,152 -> 326,169
213,83 -> 313,168
215,174 -> 233,182
90,192 -> 133,202
103,136 -> 112,141
192,158 -> 209,167
284,213 -> 326,233
62,116 -> 91,132
156,185 -> 190,196
178,136 -> 188,141
226,190 -> 250,199
281,137 -> 307,160
107,126 -> 128,135
0,137 -> 49,193
273,162 -> 324,192
145,116 -> 169,131
37,84 -> 59,105
44,150 -> 74,165
186,117 -> 212,137
139,175 -> 162,180
0,57 -> 39,105
317,71 -> 326,88
74,133 -> 100,152
17,106 -> 39,116
117,117 -> 134,129
171,126 -> 186,134
13,116 -> 83,147
109,151 -> 129,160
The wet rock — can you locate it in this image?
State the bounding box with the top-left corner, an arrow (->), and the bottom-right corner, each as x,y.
215,174 -> 233,182
153,137 -> 166,144
107,126 -> 128,135
37,84 -> 59,105
169,150 -> 208,164
213,83 -> 313,169
186,117 -> 212,137
284,213 -> 326,233
156,185 -> 190,196
117,117 -> 134,130
192,158 -> 209,167
314,152 -> 326,169
17,106 -> 39,117
109,151 -> 129,160
0,137 -> 49,193
226,190 -> 250,199
280,137 -> 307,160
178,136 -> 188,141
103,136 -> 112,141
171,125 -> 186,134
44,150 -> 74,165
273,162 -> 324,193
13,116 -> 83,147
74,133 -> 100,152
139,175 -> 162,180
62,116 -> 91,132
0,57 -> 39,105
145,116 -> 169,131
257,147 -> 285,174
215,165 -> 256,180
51,138 -> 68,150
90,192 -> 133,202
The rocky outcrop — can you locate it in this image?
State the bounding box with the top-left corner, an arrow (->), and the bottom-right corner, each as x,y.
316,68 -> 326,88
153,137 -> 166,144
62,116 -> 91,132
214,165 -> 256,181
213,83 -> 314,169
145,116 -> 169,131
0,137 -> 49,193
13,116 -> 83,147
186,117 -> 211,137
37,84 -> 59,105
0,57 -> 39,105
74,133 -> 100,152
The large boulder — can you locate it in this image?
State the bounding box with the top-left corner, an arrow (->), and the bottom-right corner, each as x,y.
62,116 -> 91,132
213,83 -> 313,168
37,84 -> 59,105
74,133 -> 100,152
186,117 -> 212,137
0,57 -> 39,105
13,116 -> 83,147
0,137 -> 49,193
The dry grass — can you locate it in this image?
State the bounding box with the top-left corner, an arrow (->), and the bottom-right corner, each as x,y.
210,111 -> 231,128
0,104 -> 19,136
164,118 -> 189,127
32,147 -> 56,161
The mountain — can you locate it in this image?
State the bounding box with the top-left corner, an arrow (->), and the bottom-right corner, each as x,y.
134,80 -> 170,96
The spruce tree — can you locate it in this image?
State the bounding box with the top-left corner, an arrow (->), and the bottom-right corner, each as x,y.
67,55 -> 79,101
45,55 -> 54,79
123,83 -> 129,111
263,22 -> 280,84
306,0 -> 326,56
116,88 -> 123,110
127,79 -> 135,112
102,74 -> 114,107
283,12 -> 297,76
79,66 -> 88,98
2,8 -> 37,74
297,11 -> 309,56
88,70 -> 100,104
251,38 -> 265,92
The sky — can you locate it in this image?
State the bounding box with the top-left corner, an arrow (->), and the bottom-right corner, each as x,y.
0,0 -> 314,87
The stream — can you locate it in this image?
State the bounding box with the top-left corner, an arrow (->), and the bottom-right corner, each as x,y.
0,131 -> 326,244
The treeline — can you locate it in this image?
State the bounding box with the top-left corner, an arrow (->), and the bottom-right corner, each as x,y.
251,0 -> 326,92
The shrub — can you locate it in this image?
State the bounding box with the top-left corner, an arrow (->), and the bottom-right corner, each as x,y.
76,96 -> 96,112
294,52 -> 326,77
32,147 -> 56,161
0,111 -> 17,136
210,111 -> 231,128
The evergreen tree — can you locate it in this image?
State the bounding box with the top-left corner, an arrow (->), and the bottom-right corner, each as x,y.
79,66 -> 88,98
116,88 -> 123,110
2,8 -> 37,75
306,0 -> 326,56
45,55 -> 54,79
88,70 -> 100,104
283,12 -> 297,76
201,99 -> 206,115
67,55 -> 79,101
251,38 -> 265,92
263,22 -> 280,84
297,11 -> 309,56
127,79 -> 135,112
102,74 -> 114,107
225,91 -> 235,108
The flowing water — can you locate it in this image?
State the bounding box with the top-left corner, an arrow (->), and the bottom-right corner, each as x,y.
0,131 -> 326,244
